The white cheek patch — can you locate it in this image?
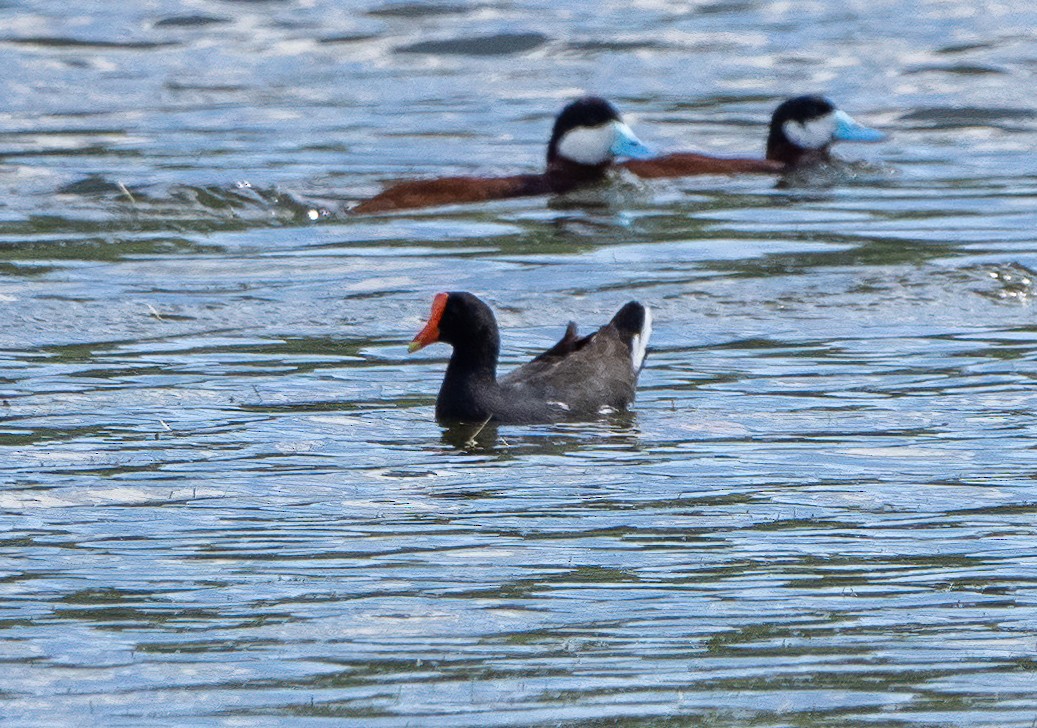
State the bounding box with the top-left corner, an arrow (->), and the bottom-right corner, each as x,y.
556,123 -> 615,165
782,113 -> 837,150
630,306 -> 652,374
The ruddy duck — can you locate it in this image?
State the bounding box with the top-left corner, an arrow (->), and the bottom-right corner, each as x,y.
766,95 -> 886,166
352,96 -> 653,215
622,95 -> 885,178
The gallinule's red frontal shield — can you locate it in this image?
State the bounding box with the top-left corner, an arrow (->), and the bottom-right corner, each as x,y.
409,292 -> 651,425
408,292 -> 448,352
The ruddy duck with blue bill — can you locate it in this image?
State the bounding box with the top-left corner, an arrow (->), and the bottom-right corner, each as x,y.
352,96 -> 653,215
765,95 -> 887,166
621,95 -> 886,178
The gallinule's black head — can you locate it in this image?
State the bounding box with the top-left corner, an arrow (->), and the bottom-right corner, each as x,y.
409,292 -> 652,425
547,96 -> 653,167
767,95 -> 886,166
409,291 -> 500,365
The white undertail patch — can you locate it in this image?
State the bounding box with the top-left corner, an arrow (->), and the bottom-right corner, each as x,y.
782,112 -> 837,150
556,123 -> 616,165
630,306 -> 652,373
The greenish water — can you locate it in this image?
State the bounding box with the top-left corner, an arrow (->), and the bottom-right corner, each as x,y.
2,1 -> 1037,726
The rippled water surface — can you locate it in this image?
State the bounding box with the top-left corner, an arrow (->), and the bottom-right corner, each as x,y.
3,1 -> 1037,725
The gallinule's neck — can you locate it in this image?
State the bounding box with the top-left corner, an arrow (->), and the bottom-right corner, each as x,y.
438,346 -> 498,421
441,328 -> 499,389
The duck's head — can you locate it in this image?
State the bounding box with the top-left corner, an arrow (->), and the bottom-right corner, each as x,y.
767,95 -> 886,166
547,96 -> 653,167
409,292 -> 499,354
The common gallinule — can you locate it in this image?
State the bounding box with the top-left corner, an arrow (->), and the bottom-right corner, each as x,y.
621,94 -> 885,178
352,96 -> 653,215
409,292 -> 652,424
